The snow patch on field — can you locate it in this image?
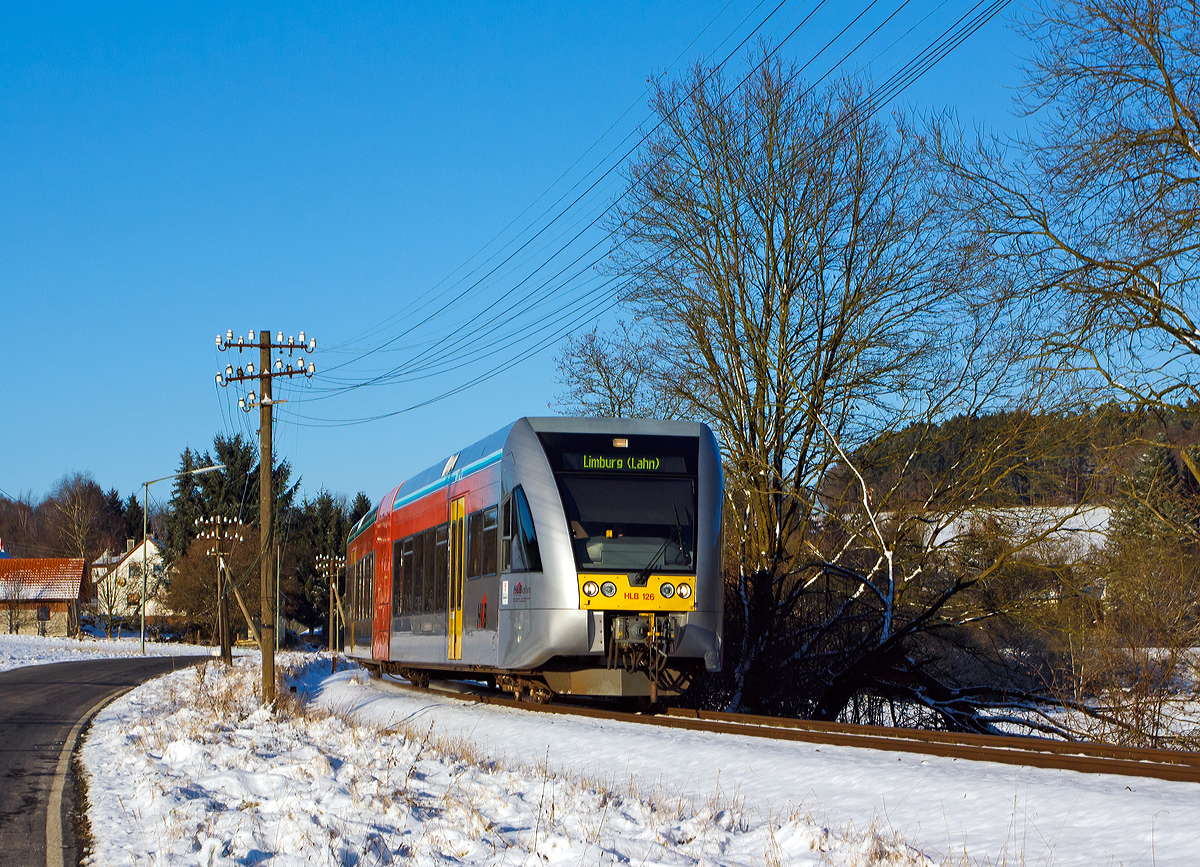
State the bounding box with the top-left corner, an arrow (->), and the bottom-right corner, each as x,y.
0,632 -> 218,672
72,653 -> 1200,865
78,656 -> 933,866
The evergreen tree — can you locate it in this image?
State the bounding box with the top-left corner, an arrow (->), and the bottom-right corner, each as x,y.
122,493 -> 144,543
285,489 -> 358,632
1109,438 -> 1199,545
162,434 -> 300,564
350,491 -> 372,523
162,447 -> 203,563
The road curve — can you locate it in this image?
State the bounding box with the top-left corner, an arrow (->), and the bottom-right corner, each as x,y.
0,656 -> 208,867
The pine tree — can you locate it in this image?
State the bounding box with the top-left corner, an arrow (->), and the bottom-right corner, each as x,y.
350,492 -> 372,523
122,493 -> 144,543
163,447 -> 203,563
1109,438 -> 1199,545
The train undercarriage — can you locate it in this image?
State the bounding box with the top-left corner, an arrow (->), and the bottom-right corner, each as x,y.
361,613 -> 703,704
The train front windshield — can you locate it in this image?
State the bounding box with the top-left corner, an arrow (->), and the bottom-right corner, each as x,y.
556,475 -> 696,573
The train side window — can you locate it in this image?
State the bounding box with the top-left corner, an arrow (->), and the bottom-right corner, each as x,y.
356,554 -> 363,620
401,538 -> 414,615
503,485 -> 542,573
358,552 -> 375,620
434,524 -> 449,613
411,534 -> 425,615
368,552 -> 376,617
501,498 -> 513,570
467,510 -> 484,579
356,557 -> 365,620
482,506 -> 498,576
368,551 -> 376,619
392,540 -> 403,614
422,528 -> 437,613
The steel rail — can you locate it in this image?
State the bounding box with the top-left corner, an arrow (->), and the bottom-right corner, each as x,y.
372,674 -> 1200,784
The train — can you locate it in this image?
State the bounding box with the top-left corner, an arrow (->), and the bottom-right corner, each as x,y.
342,416 -> 723,702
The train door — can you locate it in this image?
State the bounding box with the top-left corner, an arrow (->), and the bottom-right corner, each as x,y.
351,552 -> 375,655
373,489 -> 397,661
447,496 -> 466,660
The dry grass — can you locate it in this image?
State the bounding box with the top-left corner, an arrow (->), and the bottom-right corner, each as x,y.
111,654 -> 975,866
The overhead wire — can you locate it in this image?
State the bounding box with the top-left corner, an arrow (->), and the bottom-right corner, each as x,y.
315,0 -> 804,377
252,0 -> 1014,428
217,0 -> 801,432
328,0 -> 753,354
323,0 -> 786,361
293,0 -> 831,406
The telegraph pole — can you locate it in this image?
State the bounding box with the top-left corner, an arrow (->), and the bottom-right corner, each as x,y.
216,329 -> 314,703
195,515 -> 246,665
317,552 -> 345,652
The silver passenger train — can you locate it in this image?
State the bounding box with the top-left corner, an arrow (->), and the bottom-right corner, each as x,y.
343,417 -> 723,701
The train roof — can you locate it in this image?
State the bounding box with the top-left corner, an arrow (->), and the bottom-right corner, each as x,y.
345,416 -> 712,544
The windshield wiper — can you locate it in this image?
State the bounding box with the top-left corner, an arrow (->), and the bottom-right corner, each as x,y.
632,506 -> 684,586
671,503 -> 689,567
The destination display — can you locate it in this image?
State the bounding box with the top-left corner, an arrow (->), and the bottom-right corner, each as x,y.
562,453 -> 688,473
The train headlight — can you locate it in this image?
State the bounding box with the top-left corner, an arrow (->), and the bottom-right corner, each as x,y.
659,582 -> 675,598
582,581 -> 599,597
677,583 -> 692,599
600,581 -> 618,597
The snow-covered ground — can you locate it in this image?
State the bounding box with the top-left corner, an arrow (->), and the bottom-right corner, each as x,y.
0,632 -> 220,673
57,649 -> 1197,867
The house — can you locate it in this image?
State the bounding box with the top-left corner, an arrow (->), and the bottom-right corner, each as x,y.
91,538 -> 169,621
922,506 -> 1113,560
0,557 -> 87,636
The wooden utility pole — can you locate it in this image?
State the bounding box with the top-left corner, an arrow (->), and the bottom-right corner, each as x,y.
196,514 -> 245,666
259,330 -> 274,698
216,328 -> 315,704
317,552 -> 345,652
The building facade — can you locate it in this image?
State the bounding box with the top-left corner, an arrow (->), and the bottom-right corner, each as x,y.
0,558 -> 87,636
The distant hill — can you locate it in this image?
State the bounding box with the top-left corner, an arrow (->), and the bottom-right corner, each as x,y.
842,405 -> 1200,508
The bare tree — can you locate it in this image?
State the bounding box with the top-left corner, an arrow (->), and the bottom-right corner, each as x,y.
555,52 -> 1103,729
928,0 -> 1200,741
1027,437 -> 1200,748
92,567 -> 127,639
2,568 -> 30,634
168,525 -> 261,640
555,320 -> 683,418
939,0 -> 1200,415
45,473 -> 112,563
0,492 -> 49,557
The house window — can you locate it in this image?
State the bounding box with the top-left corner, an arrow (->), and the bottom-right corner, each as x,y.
36,606 -> 49,622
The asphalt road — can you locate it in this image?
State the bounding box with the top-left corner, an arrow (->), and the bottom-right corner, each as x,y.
0,656 -> 207,867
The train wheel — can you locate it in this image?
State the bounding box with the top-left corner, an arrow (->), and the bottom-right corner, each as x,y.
397,668 -> 430,688
496,675 -> 553,704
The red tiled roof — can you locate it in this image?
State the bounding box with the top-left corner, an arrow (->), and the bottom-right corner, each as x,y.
0,558 -> 86,601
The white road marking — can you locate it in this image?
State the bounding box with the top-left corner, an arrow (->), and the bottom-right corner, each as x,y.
46,686 -> 133,867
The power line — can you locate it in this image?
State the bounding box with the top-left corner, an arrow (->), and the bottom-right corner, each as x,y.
316,0 -> 805,380
325,0 -> 783,358
244,1 -> 1013,428
292,0 -> 831,409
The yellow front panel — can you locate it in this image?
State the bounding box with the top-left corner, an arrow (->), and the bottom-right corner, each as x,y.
577,573 -> 697,612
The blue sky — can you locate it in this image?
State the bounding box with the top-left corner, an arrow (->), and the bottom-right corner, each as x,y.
1,1 -> 1032,512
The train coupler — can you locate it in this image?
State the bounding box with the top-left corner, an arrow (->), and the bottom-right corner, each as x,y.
607,614 -> 677,702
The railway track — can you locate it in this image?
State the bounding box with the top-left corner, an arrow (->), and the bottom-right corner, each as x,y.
377,675 -> 1200,784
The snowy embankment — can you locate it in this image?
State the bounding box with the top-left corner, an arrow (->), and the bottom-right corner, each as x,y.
66,652 -> 1200,866
0,632 -> 218,673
